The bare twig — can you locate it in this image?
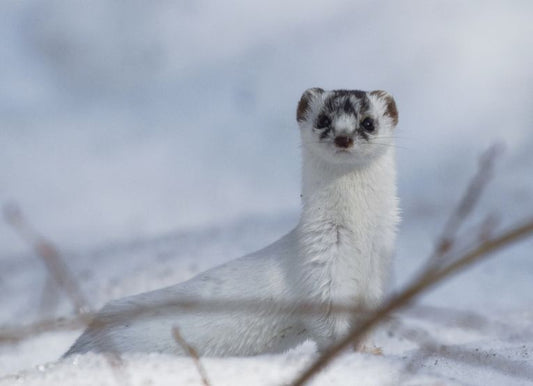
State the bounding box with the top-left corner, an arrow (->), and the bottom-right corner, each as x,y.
289,218 -> 533,386
0,317 -> 86,344
2,203 -> 129,386
172,327 -> 211,386
477,214 -> 500,243
3,204 -> 91,316
424,144 -> 502,269
103,352 -> 131,386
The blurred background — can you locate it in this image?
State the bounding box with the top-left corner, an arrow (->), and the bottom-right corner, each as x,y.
1,1 -> 532,306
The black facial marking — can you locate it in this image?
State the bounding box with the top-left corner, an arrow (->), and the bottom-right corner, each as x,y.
320,127 -> 331,140
310,89 -> 381,144
342,98 -> 356,115
322,90 -> 369,120
316,114 -> 331,129
358,94 -> 370,113
324,96 -> 336,114
332,89 -> 366,99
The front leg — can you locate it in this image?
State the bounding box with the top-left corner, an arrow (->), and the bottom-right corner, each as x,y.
308,314 -> 383,355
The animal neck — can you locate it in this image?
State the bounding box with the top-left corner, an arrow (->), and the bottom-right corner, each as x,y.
298,147 -> 397,230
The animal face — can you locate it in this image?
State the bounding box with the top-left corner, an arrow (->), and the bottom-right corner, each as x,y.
297,88 -> 398,165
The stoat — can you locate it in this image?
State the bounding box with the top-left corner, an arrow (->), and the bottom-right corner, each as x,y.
64,88 -> 400,357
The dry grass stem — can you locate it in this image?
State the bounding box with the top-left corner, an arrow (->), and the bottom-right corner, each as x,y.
0,317 -> 86,344
3,204 -> 92,317
3,203 -> 129,386
424,144 -> 501,270
172,327 -> 212,386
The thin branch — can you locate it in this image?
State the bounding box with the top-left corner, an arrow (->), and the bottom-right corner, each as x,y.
2,203 -> 129,386
3,204 -> 92,317
477,213 -> 500,244
424,144 -> 502,269
0,317 -> 86,344
289,218 -> 533,386
103,352 -> 131,386
172,327 -> 212,386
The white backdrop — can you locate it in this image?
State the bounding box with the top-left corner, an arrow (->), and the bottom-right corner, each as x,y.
1,1 -> 532,256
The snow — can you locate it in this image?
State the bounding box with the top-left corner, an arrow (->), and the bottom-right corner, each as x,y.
1,1 -> 533,385
0,346 -> 459,386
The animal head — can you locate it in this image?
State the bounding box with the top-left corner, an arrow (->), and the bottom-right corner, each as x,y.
297,88 -> 398,165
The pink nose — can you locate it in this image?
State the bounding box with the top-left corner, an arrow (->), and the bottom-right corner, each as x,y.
334,136 -> 353,148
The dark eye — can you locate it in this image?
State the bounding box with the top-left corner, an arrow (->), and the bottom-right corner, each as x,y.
316,115 -> 331,129
361,117 -> 375,132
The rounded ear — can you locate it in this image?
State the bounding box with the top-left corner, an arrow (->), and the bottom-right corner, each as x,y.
297,87 -> 324,122
370,90 -> 398,127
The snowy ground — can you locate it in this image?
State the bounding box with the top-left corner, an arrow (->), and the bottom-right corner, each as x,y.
1,1 -> 533,385
1,216 -> 532,385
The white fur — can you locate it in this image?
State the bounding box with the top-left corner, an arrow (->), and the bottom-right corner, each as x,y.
65,89 -> 399,357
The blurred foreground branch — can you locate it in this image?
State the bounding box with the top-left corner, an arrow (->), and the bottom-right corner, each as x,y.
3,204 -> 129,385
3,204 -> 92,317
424,145 -> 502,268
0,317 -> 86,344
173,327 -> 211,386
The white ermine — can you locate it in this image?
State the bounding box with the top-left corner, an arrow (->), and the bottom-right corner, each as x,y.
64,88 -> 399,357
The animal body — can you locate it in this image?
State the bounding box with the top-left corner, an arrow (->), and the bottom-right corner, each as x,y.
65,88 -> 400,357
